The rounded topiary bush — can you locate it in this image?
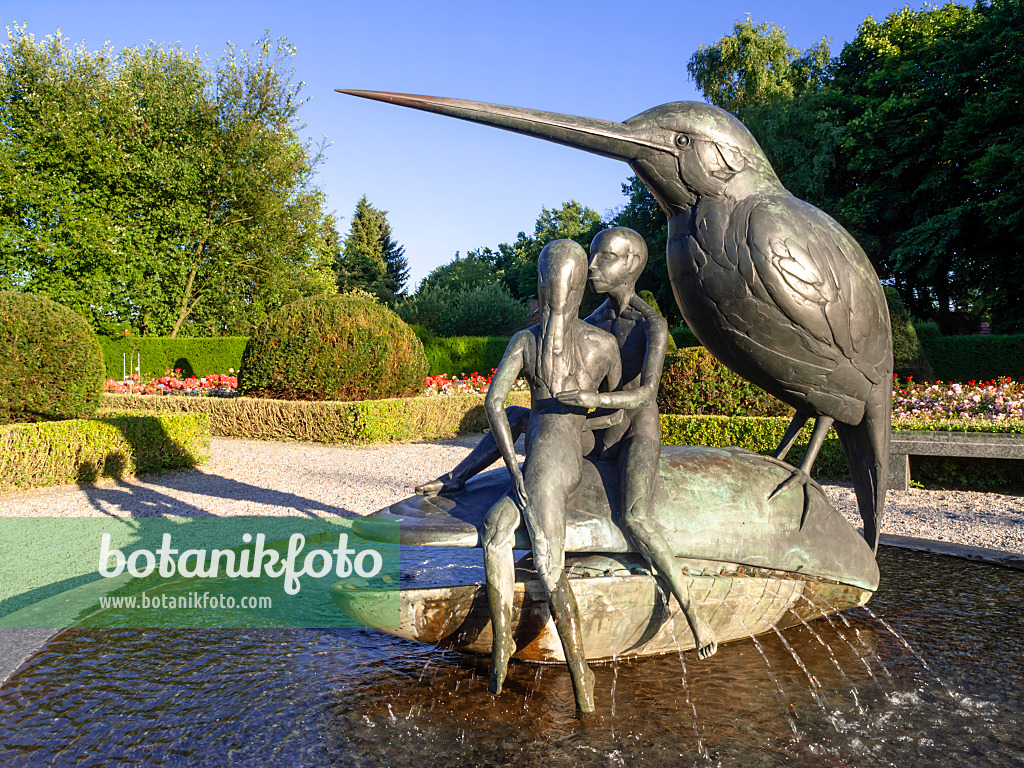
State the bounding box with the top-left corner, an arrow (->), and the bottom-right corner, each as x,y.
658,347 -> 791,417
0,291 -> 105,424
238,294 -> 429,401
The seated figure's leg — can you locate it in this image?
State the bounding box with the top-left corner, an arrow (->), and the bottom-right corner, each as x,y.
417,406 -> 530,494
523,474 -> 595,714
482,495 -> 521,695
618,414 -> 718,660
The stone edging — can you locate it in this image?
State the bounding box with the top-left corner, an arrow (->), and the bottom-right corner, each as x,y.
880,533 -> 1024,571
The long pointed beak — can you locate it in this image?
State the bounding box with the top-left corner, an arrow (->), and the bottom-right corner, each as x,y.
337,89 -> 661,162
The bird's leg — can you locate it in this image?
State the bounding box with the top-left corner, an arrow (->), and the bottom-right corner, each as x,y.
771,412 -> 810,461
769,415 -> 834,527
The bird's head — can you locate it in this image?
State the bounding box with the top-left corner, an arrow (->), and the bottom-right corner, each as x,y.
337,91 -> 781,215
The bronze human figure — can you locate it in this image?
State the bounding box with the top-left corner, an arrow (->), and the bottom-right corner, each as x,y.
482,239 -> 621,714
420,228 -> 718,690
337,90 -> 894,552
556,227 -> 716,660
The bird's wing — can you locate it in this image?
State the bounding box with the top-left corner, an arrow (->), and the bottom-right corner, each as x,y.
739,195 -> 890,385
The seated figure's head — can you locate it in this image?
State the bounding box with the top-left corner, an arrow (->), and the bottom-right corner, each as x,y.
587,227 -> 648,294
536,239 -> 588,393
537,239 -> 588,317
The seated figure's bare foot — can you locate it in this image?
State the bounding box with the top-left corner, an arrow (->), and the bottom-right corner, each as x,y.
573,665 -> 597,715
689,614 -> 718,660
488,636 -> 516,696
415,474 -> 465,495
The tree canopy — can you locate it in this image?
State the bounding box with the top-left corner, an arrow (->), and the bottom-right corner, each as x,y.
334,196 -> 409,304
0,28 -> 336,337
684,1 -> 1024,333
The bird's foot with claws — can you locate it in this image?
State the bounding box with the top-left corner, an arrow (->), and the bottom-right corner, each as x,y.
768,468 -> 813,527
414,474 -> 465,496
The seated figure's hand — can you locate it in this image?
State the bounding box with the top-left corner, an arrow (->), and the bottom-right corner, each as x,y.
510,470 -> 529,511
555,390 -> 602,409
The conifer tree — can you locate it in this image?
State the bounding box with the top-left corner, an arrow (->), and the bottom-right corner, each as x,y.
335,196 -> 408,303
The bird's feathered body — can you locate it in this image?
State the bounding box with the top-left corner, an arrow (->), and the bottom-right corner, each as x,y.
666,194 -> 890,422
335,90 -> 893,551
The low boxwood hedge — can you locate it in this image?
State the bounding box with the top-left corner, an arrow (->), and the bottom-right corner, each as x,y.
0,413 -> 210,492
100,392 -> 532,443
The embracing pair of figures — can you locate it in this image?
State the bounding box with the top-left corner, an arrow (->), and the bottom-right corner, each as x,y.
418,227 -> 714,713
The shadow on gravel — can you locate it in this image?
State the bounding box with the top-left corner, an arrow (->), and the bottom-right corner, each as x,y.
77,474 -> 358,519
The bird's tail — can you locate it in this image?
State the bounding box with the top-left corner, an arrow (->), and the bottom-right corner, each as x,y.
834,396 -> 890,552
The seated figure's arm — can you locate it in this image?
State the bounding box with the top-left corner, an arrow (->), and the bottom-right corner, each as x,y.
580,338 -> 624,430
558,295 -> 669,411
486,332 -> 529,509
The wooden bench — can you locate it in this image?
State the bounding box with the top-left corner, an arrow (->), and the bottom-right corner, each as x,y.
888,430 -> 1024,491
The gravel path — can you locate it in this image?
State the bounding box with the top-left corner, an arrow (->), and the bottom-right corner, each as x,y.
1,436 -> 1022,554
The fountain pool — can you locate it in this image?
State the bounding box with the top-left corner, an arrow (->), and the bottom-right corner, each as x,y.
0,547 -> 1021,767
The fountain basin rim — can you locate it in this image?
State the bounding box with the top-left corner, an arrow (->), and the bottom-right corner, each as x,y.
879,534 -> 1024,571
2,534 -> 1019,688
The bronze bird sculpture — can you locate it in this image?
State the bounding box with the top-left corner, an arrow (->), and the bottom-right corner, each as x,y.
337,91 -> 892,551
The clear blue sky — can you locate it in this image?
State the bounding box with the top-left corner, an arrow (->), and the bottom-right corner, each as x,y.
8,1 -> 911,288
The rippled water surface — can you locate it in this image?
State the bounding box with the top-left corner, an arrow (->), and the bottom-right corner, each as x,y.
0,548 -> 1022,767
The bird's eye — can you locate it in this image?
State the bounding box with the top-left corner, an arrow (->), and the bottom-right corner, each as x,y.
675,134 -> 691,148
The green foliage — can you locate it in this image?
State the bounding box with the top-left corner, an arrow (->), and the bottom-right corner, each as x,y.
660,415 -> 848,478
334,196 -> 409,303
0,29 -> 336,337
825,2 -> 1005,333
687,15 -> 832,114
885,287 -> 934,381
398,283 -> 528,337
0,413 -> 209,491
916,333 -> 1024,382
670,326 -> 700,348
419,249 -> 505,293
638,290 -> 677,353
238,294 -> 428,401
658,348 -> 791,417
101,392 -> 531,443
892,418 -> 1024,434
418,335 -> 513,377
96,336 -> 248,379
445,201 -> 604,303
686,3 -> 1024,333
0,291 -> 105,424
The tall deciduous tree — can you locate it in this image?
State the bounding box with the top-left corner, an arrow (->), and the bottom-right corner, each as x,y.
0,28 -> 336,337
684,3 -> 1024,332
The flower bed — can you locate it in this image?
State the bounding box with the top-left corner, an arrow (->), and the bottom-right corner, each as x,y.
892,377 -> 1024,421
104,369 -> 238,397
422,370 -> 527,396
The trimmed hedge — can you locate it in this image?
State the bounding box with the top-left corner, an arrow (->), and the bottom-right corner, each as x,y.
0,413 -> 210,492
97,336 -> 248,380
662,415 -> 1024,488
670,326 -> 700,349
661,415 -> 848,477
658,347 -> 791,417
916,332 -> 1024,382
100,392 -> 532,443
239,295 -> 427,401
1,292 -> 106,424
420,335 -> 513,377
97,394 -> 1022,489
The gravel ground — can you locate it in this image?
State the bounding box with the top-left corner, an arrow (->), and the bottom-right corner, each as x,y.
1,436 -> 1022,554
